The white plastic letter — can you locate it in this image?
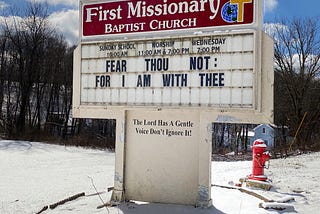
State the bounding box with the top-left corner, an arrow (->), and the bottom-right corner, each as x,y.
208,0 -> 220,20
86,7 -> 98,22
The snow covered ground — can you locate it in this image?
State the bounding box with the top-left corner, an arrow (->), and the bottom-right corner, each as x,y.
0,140 -> 319,214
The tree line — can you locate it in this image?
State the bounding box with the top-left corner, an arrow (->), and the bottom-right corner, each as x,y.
271,18 -> 320,151
0,2 -> 319,152
0,3 -> 115,149
212,18 -> 320,154
0,3 -> 74,138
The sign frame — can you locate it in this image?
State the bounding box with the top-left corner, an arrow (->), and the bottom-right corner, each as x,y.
73,29 -> 273,124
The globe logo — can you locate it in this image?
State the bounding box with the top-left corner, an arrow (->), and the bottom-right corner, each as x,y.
221,2 -> 238,23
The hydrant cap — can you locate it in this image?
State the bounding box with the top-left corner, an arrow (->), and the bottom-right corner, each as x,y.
252,139 -> 267,148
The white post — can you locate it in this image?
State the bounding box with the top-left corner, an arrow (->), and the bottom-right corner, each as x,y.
111,110 -> 126,203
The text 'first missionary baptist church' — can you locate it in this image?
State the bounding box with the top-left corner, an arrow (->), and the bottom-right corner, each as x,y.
82,0 -> 254,36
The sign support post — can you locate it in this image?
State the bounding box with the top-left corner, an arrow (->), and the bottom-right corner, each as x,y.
111,110 -> 126,203
197,112 -> 213,207
74,0 -> 273,208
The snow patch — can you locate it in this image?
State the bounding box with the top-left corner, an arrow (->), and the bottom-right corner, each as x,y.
259,202 -> 295,211
1,140 -> 319,213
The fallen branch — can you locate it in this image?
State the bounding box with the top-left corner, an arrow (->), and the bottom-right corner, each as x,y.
49,192 -> 85,209
259,202 -> 294,211
86,191 -> 106,197
97,202 -> 119,209
88,176 -> 110,213
212,184 -> 295,211
35,205 -> 48,214
238,188 -> 271,202
212,184 -> 271,202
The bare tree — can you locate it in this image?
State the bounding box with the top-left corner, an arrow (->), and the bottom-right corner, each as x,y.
2,2 -> 51,135
0,36 -> 6,122
266,17 -> 320,149
0,2 -> 74,139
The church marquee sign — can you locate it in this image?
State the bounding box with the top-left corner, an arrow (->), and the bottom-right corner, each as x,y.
74,0 -> 273,207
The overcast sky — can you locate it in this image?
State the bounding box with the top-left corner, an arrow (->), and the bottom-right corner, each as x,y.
1,0 -> 319,46
0,0 -> 79,46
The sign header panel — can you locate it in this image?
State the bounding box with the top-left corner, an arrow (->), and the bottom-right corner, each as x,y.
82,0 -> 255,38
80,31 -> 255,108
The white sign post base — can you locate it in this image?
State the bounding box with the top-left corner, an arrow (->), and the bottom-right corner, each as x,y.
110,109 -> 212,207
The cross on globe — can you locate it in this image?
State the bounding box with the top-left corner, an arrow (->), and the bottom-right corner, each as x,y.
221,2 -> 238,23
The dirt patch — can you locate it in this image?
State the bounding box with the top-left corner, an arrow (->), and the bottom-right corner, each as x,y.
212,153 -> 252,162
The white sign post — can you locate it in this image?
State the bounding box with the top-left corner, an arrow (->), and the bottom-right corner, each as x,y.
74,0 -> 273,207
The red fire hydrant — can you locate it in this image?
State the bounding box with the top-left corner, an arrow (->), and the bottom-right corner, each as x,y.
248,139 -> 271,181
